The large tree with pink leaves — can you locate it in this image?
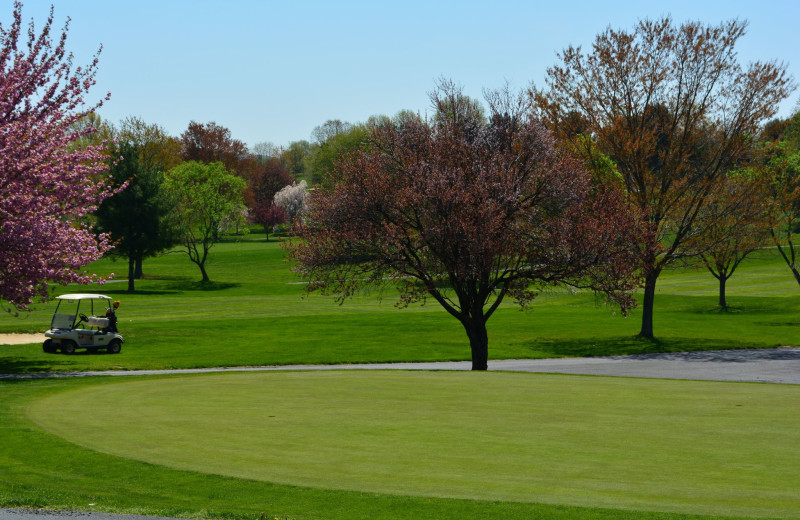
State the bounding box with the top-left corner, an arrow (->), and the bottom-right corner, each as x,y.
287,84 -> 646,370
0,2 -> 116,312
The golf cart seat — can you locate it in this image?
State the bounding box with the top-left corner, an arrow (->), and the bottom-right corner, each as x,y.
86,316 -> 109,328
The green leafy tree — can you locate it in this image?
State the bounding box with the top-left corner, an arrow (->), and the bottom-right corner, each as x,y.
163,161 -> 247,282
307,123 -> 368,186
117,116 -> 182,173
765,143 -> 800,286
311,119 -> 352,145
694,169 -> 771,308
280,140 -> 312,179
112,116 -> 182,278
95,143 -> 177,292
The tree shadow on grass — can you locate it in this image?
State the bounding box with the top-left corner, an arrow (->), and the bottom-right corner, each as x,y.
526,336 -> 764,358
164,280 -> 241,292
99,288 -> 179,296
98,277 -> 241,294
0,356 -> 71,375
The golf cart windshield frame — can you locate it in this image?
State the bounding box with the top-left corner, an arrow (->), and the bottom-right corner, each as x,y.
50,294 -> 113,330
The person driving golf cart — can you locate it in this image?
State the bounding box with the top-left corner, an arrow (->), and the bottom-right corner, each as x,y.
104,300 -> 120,332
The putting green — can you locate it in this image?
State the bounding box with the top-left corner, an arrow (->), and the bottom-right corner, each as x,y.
26,371 -> 800,518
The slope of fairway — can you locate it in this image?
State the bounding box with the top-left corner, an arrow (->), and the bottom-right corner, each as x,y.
26,371 -> 800,519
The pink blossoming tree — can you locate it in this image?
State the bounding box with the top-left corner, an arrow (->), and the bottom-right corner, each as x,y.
1,2 -> 116,312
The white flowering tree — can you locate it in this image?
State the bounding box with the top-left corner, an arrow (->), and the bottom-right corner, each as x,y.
274,180 -> 309,223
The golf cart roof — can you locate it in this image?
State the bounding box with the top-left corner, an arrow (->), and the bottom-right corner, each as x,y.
55,293 -> 112,301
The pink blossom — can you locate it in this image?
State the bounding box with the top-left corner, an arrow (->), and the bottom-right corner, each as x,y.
1,2 -> 118,311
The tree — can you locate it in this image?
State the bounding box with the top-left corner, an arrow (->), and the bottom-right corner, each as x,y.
0,2 -> 117,311
695,170 -> 770,308
247,157 -> 292,240
181,121 -> 250,175
280,140 -> 312,178
286,85 -> 645,370
163,161 -> 247,282
94,143 -> 177,292
307,123 -> 368,185
253,204 -> 287,241
251,141 -> 280,163
113,116 -> 182,279
534,17 -> 794,338
762,117 -> 800,286
311,119 -> 353,145
431,78 -> 486,128
770,151 -> 800,286
69,112 -> 115,154
274,180 -> 309,223
117,116 -> 182,173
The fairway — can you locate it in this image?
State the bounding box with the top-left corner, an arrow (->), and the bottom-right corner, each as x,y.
26,371 -> 800,519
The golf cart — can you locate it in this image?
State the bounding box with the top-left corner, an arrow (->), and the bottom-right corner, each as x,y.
43,294 -> 124,354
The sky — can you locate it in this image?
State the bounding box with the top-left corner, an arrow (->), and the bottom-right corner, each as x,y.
8,0 -> 800,150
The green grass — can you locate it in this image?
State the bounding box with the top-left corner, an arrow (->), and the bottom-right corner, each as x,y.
1,236 -> 799,520
0,237 -> 797,374
5,372 -> 799,520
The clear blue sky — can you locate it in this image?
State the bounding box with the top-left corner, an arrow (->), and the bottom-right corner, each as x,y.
10,0 -> 800,149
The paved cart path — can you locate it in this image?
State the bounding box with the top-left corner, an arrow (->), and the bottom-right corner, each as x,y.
3,346 -> 799,383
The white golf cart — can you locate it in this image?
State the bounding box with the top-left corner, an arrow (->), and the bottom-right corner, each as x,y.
43,294 -> 124,354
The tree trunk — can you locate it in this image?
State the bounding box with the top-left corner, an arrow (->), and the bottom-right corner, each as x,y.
718,275 -> 728,309
637,270 -> 659,339
791,266 -> 800,287
198,261 -> 210,283
127,256 -> 136,293
264,225 -> 271,242
134,254 -> 144,279
463,318 -> 489,371
773,238 -> 800,287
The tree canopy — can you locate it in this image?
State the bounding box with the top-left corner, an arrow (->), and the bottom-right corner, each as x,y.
762,112 -> 800,286
307,122 -> 368,186
181,121 -> 250,176
287,85 -> 645,370
163,161 -> 247,282
94,142 -> 177,292
0,1 -> 117,311
534,17 -> 794,337
247,157 -> 292,240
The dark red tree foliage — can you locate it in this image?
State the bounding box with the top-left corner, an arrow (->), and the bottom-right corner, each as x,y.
247,157 -> 292,240
180,121 -> 250,175
287,86 -> 646,370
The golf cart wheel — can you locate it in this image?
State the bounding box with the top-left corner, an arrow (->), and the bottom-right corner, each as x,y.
107,339 -> 122,354
43,339 -> 55,353
60,340 -> 76,355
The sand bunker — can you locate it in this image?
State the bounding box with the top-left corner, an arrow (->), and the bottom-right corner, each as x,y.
0,333 -> 45,345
